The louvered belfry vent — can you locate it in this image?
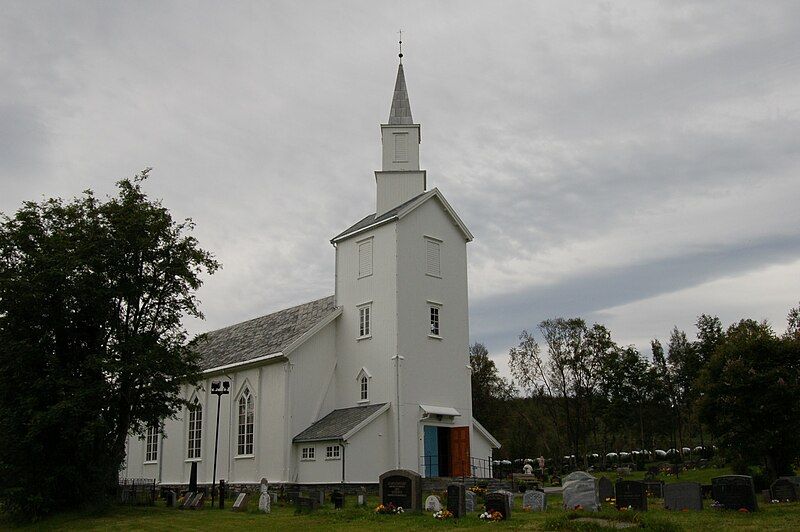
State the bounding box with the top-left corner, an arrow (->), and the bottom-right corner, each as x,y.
426,238 -> 440,277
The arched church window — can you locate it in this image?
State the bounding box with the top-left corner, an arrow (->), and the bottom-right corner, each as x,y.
187,397 -> 202,459
237,387 -> 254,455
360,375 -> 368,401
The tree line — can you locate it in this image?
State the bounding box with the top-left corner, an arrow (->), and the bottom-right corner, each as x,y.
470,306 -> 800,482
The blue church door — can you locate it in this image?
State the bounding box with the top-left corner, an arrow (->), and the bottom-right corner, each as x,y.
423,426 -> 439,477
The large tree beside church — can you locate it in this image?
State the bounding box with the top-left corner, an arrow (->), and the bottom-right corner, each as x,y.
0,170 -> 219,519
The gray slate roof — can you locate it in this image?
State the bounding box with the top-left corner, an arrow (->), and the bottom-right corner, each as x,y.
388,63 -> 413,125
193,295 -> 337,370
331,191 -> 428,243
293,403 -> 388,442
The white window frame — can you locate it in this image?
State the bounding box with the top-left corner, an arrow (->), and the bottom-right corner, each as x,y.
357,237 -> 373,279
186,396 -> 203,460
428,301 -> 442,338
301,446 -> 316,461
325,445 -> 341,460
360,375 -> 369,401
357,302 -> 372,339
425,236 -> 442,278
144,425 -> 159,463
236,387 -> 255,457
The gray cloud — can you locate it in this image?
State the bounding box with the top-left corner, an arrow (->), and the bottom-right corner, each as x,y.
1,1 -> 799,379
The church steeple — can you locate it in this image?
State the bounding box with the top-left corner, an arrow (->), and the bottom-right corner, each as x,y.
376,58 -> 426,216
388,64 -> 413,125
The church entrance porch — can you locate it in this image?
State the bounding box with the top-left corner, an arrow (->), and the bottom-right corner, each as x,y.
422,425 -> 470,477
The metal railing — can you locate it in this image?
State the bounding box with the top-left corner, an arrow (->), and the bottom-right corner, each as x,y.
419,455 -> 493,478
118,478 -> 156,506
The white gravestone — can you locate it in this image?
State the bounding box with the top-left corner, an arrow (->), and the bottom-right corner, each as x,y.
562,472 -> 600,511
258,478 -> 271,513
425,495 -> 442,512
523,463 -> 533,475
523,490 -> 547,511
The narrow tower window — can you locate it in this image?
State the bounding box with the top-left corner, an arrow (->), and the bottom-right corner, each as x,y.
430,305 -> 441,336
394,132 -> 408,162
358,304 -> 371,338
360,375 -> 369,401
425,238 -> 441,277
358,239 -> 373,278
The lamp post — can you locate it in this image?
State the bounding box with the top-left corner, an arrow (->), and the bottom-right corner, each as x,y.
210,380 -> 230,508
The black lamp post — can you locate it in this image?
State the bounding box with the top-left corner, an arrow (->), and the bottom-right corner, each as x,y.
210,380 -> 230,508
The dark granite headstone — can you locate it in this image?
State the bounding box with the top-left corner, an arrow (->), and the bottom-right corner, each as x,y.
485,491 -> 511,520
379,469 -> 422,511
664,482 -> 702,511
332,490 -> 344,509
616,481 -> 647,510
711,475 -> 758,511
644,480 -> 665,498
164,490 -> 176,508
447,484 -> 466,518
232,492 -> 250,512
770,478 -> 798,502
295,496 -> 318,513
598,477 -> 614,501
218,480 -> 226,509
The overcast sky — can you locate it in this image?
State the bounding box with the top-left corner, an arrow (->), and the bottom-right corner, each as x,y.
2,1 -> 799,380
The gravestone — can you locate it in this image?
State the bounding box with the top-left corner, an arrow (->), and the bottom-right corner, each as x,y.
218,480 -> 226,509
379,469 -> 422,511
497,489 -> 515,508
770,478 -> 798,502
779,476 -> 800,491
562,472 -> 600,511
447,484 -> 466,518
180,492 -> 195,509
188,462 -> 198,493
615,481 -> 647,511
664,482 -> 703,511
189,492 -> 205,510
164,490 -> 176,508
762,489 -> 772,504
295,496 -> 317,513
357,494 -> 366,506
465,490 -> 476,512
522,490 -> 546,511
232,492 -> 250,512
644,480 -> 665,498
485,491 -> 511,520
425,495 -> 442,512
701,484 -> 713,499
258,478 -> 271,513
315,490 -> 326,507
598,477 -> 614,501
331,490 -> 344,509
711,475 -> 758,512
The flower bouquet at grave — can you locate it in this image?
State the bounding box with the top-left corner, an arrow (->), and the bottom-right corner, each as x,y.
375,502 -> 403,514
479,510 -> 503,521
469,485 -> 488,497
433,509 -> 453,520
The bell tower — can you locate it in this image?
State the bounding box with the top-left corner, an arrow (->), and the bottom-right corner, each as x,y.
376,60 -> 426,216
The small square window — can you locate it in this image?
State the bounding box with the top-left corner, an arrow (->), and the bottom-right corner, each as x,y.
326,445 -> 341,460
301,447 -> 316,461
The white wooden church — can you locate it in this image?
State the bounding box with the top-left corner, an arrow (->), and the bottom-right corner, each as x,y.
123,58 -> 499,487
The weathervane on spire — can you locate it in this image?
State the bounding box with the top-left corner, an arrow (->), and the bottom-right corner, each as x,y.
398,29 -> 403,63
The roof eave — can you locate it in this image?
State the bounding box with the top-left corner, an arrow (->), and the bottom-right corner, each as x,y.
330,216 -> 398,244
201,351 -> 286,376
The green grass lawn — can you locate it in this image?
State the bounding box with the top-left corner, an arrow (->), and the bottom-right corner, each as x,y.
5,486 -> 799,531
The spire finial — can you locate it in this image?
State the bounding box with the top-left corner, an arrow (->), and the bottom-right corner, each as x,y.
398,29 -> 403,63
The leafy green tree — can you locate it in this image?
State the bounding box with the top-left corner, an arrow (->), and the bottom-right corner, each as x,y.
0,170 -> 219,519
469,342 -> 514,434
696,316 -> 800,480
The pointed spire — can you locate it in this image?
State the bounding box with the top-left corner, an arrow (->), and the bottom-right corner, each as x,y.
388,63 -> 413,125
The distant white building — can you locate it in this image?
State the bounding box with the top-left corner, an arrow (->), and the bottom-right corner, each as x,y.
123,59 -> 499,487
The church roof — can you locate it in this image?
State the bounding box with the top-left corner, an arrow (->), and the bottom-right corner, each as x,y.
193,295 -> 338,371
293,403 -> 389,442
331,188 -> 474,243
388,63 -> 413,125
